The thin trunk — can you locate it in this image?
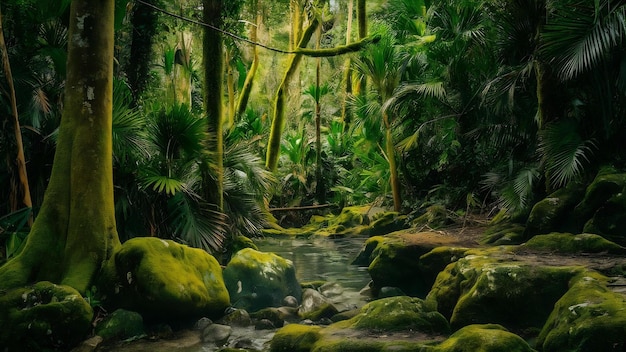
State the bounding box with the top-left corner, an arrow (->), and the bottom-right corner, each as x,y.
0,0 -> 120,293
314,26 -> 324,203
236,8 -> 260,117
341,0 -> 354,136
226,48 -> 235,128
265,18 -> 320,171
0,8 -> 33,225
356,0 -> 367,96
127,0 -> 158,105
383,111 -> 401,212
203,0 -> 224,210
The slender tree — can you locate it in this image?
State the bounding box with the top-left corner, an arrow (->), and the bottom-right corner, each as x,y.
203,0 -> 225,209
0,0 -> 119,293
0,6 -> 33,224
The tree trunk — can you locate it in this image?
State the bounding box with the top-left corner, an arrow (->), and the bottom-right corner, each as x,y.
0,7 -> 33,224
384,111 -> 401,212
126,0 -> 158,105
356,0 -> 367,95
226,48 -> 235,128
0,0 -> 119,293
265,18 -> 320,171
341,0 -> 354,136
314,26 -> 325,203
203,0 -> 224,210
236,6 -> 260,117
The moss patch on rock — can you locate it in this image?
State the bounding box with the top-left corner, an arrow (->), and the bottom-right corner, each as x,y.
426,249 -> 583,331
524,183 -> 586,239
433,324 -> 536,352
538,271 -> 626,352
270,324 -> 323,352
336,296 -> 450,334
223,248 -> 301,312
0,281 -> 93,351
352,231 -> 468,297
100,237 -> 230,320
523,232 -> 626,254
95,308 -> 146,341
263,206 -> 408,238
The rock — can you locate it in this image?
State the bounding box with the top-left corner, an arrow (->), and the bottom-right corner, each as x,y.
194,317 -> 213,330
269,324 -> 322,352
339,295 -> 450,334
352,231 -> 464,297
378,286 -> 405,298
480,222 -> 526,245
435,324 -> 535,352
69,336 -> 103,352
218,308 -> 252,327
100,237 -> 230,320
537,271 -> 626,351
523,232 -> 626,254
282,295 -> 299,307
329,308 -> 359,322
426,248 -> 582,330
255,318 -> 276,330
318,282 -> 343,297
95,309 -> 146,341
223,248 -> 302,312
298,288 -> 339,321
250,307 -> 290,328
202,323 -> 232,344
0,281 -> 93,351
524,183 -> 586,238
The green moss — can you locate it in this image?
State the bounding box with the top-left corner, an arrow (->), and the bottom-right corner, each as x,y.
100,237 -> 230,320
435,324 -> 536,352
312,339 -> 428,352
270,324 -> 322,352
0,281 -> 94,351
523,233 -> 625,254
95,308 -> 146,341
224,248 -> 301,312
538,271 -> 626,352
345,296 -> 450,334
418,246 -> 469,286
524,183 -> 586,238
480,222 -> 526,245
426,252 -> 583,331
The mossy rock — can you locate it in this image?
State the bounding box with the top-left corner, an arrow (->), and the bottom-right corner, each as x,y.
426,250 -> 583,330
0,281 -> 93,351
311,339 -> 427,352
339,296 -> 450,334
100,237 -> 230,320
352,231 -> 464,297
418,246 -> 469,286
434,324 -> 536,352
269,324 -> 323,352
223,248 -> 302,312
537,271 -> 626,352
298,288 -> 339,321
480,222 -> 526,245
95,308 -> 146,341
524,183 -> 586,239
573,166 -> 625,221
583,192 -> 626,246
522,232 -> 626,254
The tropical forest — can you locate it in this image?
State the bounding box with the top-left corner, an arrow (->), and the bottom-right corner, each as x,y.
1,0 -> 625,351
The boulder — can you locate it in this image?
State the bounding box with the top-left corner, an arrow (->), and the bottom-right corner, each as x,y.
269,324 -> 322,352
95,309 -> 146,341
434,324 -> 535,352
298,288 -> 339,321
338,295 -> 450,334
426,248 -> 582,330
352,231 -> 465,297
202,323 -> 232,344
0,281 -> 93,351
218,308 -> 252,327
100,237 -> 230,320
538,271 -> 626,351
523,183 -> 586,238
523,232 -> 626,254
223,248 -> 302,312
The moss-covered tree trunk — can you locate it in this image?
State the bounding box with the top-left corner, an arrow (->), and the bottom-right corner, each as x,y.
341,0 -> 354,136
356,0 -> 367,95
0,0 -> 119,293
203,0 -> 224,209
265,18 -> 320,171
126,0 -> 159,105
236,3 -> 260,117
383,111 -> 401,212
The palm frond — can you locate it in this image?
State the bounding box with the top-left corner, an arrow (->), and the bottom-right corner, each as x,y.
539,120 -> 597,188
168,193 -> 227,252
112,79 -> 148,160
541,1 -> 626,79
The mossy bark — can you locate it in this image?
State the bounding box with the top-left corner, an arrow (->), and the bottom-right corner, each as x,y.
203,0 -> 224,209
265,18 -> 319,171
236,5 -> 260,117
384,111 -> 401,211
0,0 -> 119,293
356,0 -> 367,95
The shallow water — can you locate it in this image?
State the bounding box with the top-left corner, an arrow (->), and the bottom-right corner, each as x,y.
198,236 -> 372,352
